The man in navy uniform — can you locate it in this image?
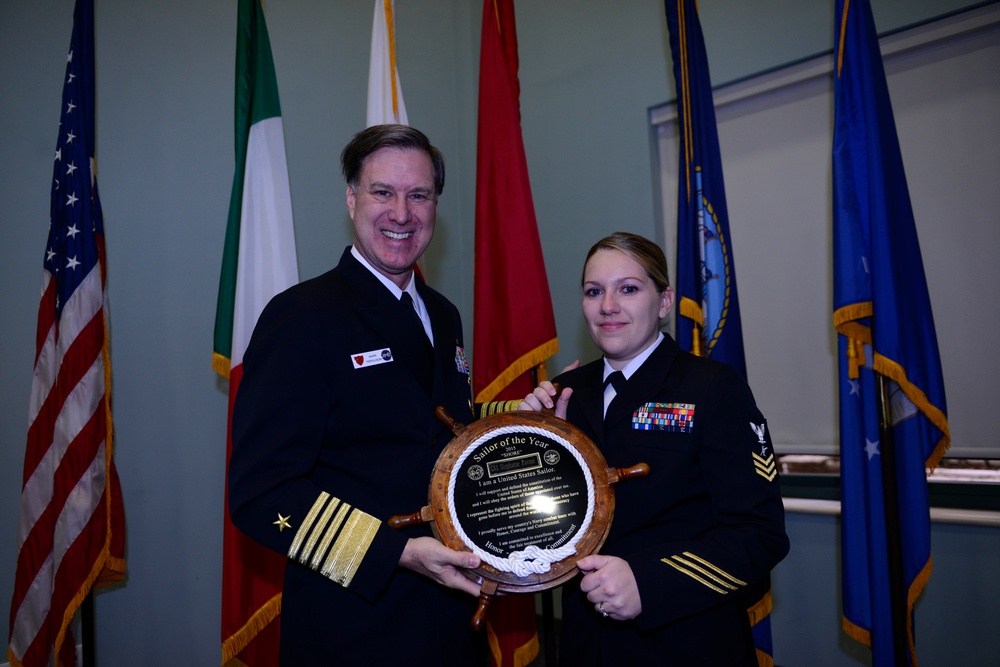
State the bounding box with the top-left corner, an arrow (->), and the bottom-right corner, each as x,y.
229,125 -> 487,665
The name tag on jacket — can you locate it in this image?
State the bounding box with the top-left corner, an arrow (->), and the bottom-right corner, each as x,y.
351,348 -> 394,369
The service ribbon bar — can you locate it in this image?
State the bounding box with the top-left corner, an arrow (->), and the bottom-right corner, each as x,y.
632,402 -> 696,433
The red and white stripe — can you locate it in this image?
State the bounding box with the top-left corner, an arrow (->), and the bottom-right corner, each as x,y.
9,262 -> 121,667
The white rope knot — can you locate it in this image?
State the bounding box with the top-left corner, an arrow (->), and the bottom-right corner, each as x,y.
507,544 -> 577,577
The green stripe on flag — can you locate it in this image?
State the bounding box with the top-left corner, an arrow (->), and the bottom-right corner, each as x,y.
214,0 -> 283,377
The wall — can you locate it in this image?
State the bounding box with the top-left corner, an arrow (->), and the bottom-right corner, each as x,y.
0,1 -> 994,664
652,6 -> 1000,458
774,511 -> 1000,666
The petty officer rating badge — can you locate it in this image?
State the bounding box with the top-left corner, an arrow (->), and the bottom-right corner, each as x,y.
749,422 -> 777,482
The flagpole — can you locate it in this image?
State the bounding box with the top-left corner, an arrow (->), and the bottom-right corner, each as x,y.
540,589 -> 557,665
876,372 -> 909,666
82,591 -> 95,667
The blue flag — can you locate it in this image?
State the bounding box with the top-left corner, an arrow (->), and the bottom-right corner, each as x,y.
833,1 -> 950,665
664,0 -> 746,380
664,2 -> 768,663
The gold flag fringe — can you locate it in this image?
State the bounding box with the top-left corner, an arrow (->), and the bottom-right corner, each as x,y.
487,613 -> 540,667
906,556 -> 933,666
746,592 -> 774,666
871,352 -> 950,470
841,555 -> 933,667
834,301 -> 951,470
755,648 -> 775,667
842,615 -> 872,649
474,338 -> 558,404
679,296 -> 704,357
746,590 -> 772,626
383,0 -> 401,121
213,352 -> 232,380
221,593 -> 282,665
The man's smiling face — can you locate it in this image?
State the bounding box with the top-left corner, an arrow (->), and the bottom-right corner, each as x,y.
347,146 -> 437,288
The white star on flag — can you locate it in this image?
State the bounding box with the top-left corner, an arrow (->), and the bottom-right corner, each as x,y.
864,438 -> 880,460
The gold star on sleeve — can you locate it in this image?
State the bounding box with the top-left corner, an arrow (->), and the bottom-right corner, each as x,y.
274,514 -> 292,532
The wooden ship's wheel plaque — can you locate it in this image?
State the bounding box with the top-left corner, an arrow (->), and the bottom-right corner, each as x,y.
390,407 -> 649,629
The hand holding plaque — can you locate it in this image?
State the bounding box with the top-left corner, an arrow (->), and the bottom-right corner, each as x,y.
389,406 -> 649,630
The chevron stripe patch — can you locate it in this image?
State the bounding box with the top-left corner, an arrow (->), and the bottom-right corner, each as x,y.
752,451 -> 777,481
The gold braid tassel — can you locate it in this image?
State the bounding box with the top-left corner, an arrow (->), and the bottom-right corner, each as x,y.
846,337 -> 865,379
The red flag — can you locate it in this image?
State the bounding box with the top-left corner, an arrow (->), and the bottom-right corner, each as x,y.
8,1 -> 126,665
474,1 -> 557,664
215,0 -> 298,664
473,0 -> 558,405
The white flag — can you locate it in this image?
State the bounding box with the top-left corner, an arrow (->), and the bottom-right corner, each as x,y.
366,0 -> 408,126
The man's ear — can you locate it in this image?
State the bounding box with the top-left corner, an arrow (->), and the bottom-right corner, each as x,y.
346,185 -> 356,220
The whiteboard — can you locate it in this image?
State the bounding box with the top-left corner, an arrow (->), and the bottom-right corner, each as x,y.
650,5 -> 1000,458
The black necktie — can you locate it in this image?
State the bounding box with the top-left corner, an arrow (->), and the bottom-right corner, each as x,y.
603,371 -> 626,422
400,292 -> 433,391
400,292 -> 426,338
604,371 -> 626,394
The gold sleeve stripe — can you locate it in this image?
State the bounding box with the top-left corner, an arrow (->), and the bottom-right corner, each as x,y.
320,509 -> 380,587
678,552 -> 748,586
661,558 -> 729,594
669,555 -> 739,591
288,491 -> 331,560
476,400 -> 523,418
310,501 -> 351,571
661,551 -> 750,595
300,497 -> 341,564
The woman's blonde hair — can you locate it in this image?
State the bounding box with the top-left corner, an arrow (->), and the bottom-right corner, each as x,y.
582,232 -> 670,292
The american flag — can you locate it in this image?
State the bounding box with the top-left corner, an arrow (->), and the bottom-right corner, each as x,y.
7,1 -> 126,666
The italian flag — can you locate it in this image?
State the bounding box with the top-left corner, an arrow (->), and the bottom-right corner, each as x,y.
214,0 -> 298,663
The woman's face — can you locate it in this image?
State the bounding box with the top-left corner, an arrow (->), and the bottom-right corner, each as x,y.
581,248 -> 674,369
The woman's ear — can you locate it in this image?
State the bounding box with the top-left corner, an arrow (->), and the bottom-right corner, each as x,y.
659,287 -> 675,319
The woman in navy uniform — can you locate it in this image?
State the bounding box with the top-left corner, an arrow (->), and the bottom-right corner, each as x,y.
228,125 -> 487,666
522,232 -> 789,666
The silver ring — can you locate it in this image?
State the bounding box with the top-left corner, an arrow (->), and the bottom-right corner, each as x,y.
598,602 -> 609,617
